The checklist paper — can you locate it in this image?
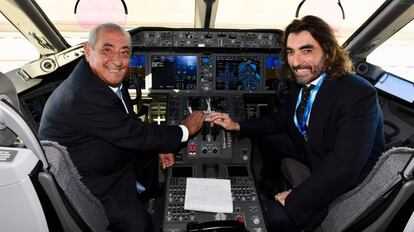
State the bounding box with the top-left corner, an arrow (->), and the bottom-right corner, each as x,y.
184,178 -> 233,213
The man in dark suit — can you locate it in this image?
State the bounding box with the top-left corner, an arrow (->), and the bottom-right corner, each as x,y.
38,23 -> 205,232
210,15 -> 385,231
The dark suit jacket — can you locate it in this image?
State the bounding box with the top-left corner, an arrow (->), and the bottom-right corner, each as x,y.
38,58 -> 183,224
239,73 -> 385,228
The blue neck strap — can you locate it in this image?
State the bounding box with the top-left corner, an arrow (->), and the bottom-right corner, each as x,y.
294,73 -> 326,139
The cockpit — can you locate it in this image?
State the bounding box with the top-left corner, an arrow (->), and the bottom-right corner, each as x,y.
1,1 -> 414,231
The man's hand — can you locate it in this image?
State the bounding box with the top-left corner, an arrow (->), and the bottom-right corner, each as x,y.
210,112 -> 240,131
159,153 -> 175,169
275,189 -> 292,206
181,111 -> 205,136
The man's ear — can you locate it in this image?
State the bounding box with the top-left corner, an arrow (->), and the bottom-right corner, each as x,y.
83,42 -> 91,62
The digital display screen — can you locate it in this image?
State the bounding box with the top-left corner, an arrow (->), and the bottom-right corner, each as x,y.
215,55 -> 261,91
375,72 -> 414,103
201,56 -> 211,65
227,166 -> 249,177
128,54 -> 146,89
22,94 -> 50,125
151,55 -> 197,90
19,82 -> 61,131
171,167 -> 193,177
264,55 -> 283,90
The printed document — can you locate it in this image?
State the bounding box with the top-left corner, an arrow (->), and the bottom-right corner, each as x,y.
184,178 -> 233,213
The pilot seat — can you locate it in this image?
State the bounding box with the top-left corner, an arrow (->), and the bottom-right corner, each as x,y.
0,73 -> 109,232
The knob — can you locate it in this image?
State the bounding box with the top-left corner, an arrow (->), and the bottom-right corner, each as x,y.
253,217 -> 260,225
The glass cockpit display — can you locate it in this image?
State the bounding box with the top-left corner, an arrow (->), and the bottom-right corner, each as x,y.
128,54 -> 146,89
215,55 -> 261,91
151,55 -> 198,90
264,55 -> 283,90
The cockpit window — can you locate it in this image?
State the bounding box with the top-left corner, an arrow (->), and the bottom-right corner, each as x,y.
0,0 -> 398,74
367,19 -> 414,83
34,0 -> 196,46
0,14 -> 39,73
33,0 -> 383,45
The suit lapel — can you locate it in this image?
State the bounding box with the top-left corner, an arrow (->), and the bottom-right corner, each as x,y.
121,87 -> 135,115
307,78 -> 342,153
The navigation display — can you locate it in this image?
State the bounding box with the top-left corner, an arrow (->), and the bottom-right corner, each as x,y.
264,55 -> 283,90
151,55 -> 197,90
128,54 -> 146,89
215,55 -> 261,91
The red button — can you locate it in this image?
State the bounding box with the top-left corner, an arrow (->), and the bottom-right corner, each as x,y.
235,215 -> 244,223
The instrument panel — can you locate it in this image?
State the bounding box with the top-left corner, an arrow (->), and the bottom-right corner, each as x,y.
127,27 -> 284,95
128,52 -> 284,94
127,28 -> 282,232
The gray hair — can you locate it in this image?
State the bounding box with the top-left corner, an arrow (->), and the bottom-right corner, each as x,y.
87,23 -> 131,49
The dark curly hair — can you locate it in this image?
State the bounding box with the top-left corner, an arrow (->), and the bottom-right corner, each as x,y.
281,15 -> 354,79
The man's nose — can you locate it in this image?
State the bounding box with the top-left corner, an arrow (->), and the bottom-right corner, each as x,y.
111,52 -> 123,65
290,53 -> 303,66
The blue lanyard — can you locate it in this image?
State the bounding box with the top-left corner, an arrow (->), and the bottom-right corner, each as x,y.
294,74 -> 326,139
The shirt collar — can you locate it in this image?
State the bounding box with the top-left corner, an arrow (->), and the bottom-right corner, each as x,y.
306,73 -> 324,87
108,84 -> 123,93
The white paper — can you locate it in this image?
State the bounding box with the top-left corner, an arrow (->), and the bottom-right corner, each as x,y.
184,178 -> 233,213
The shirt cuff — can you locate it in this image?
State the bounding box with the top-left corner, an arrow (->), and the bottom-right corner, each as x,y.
179,125 -> 189,142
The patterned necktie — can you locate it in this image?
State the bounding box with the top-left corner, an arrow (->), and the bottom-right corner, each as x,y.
296,85 -> 315,124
